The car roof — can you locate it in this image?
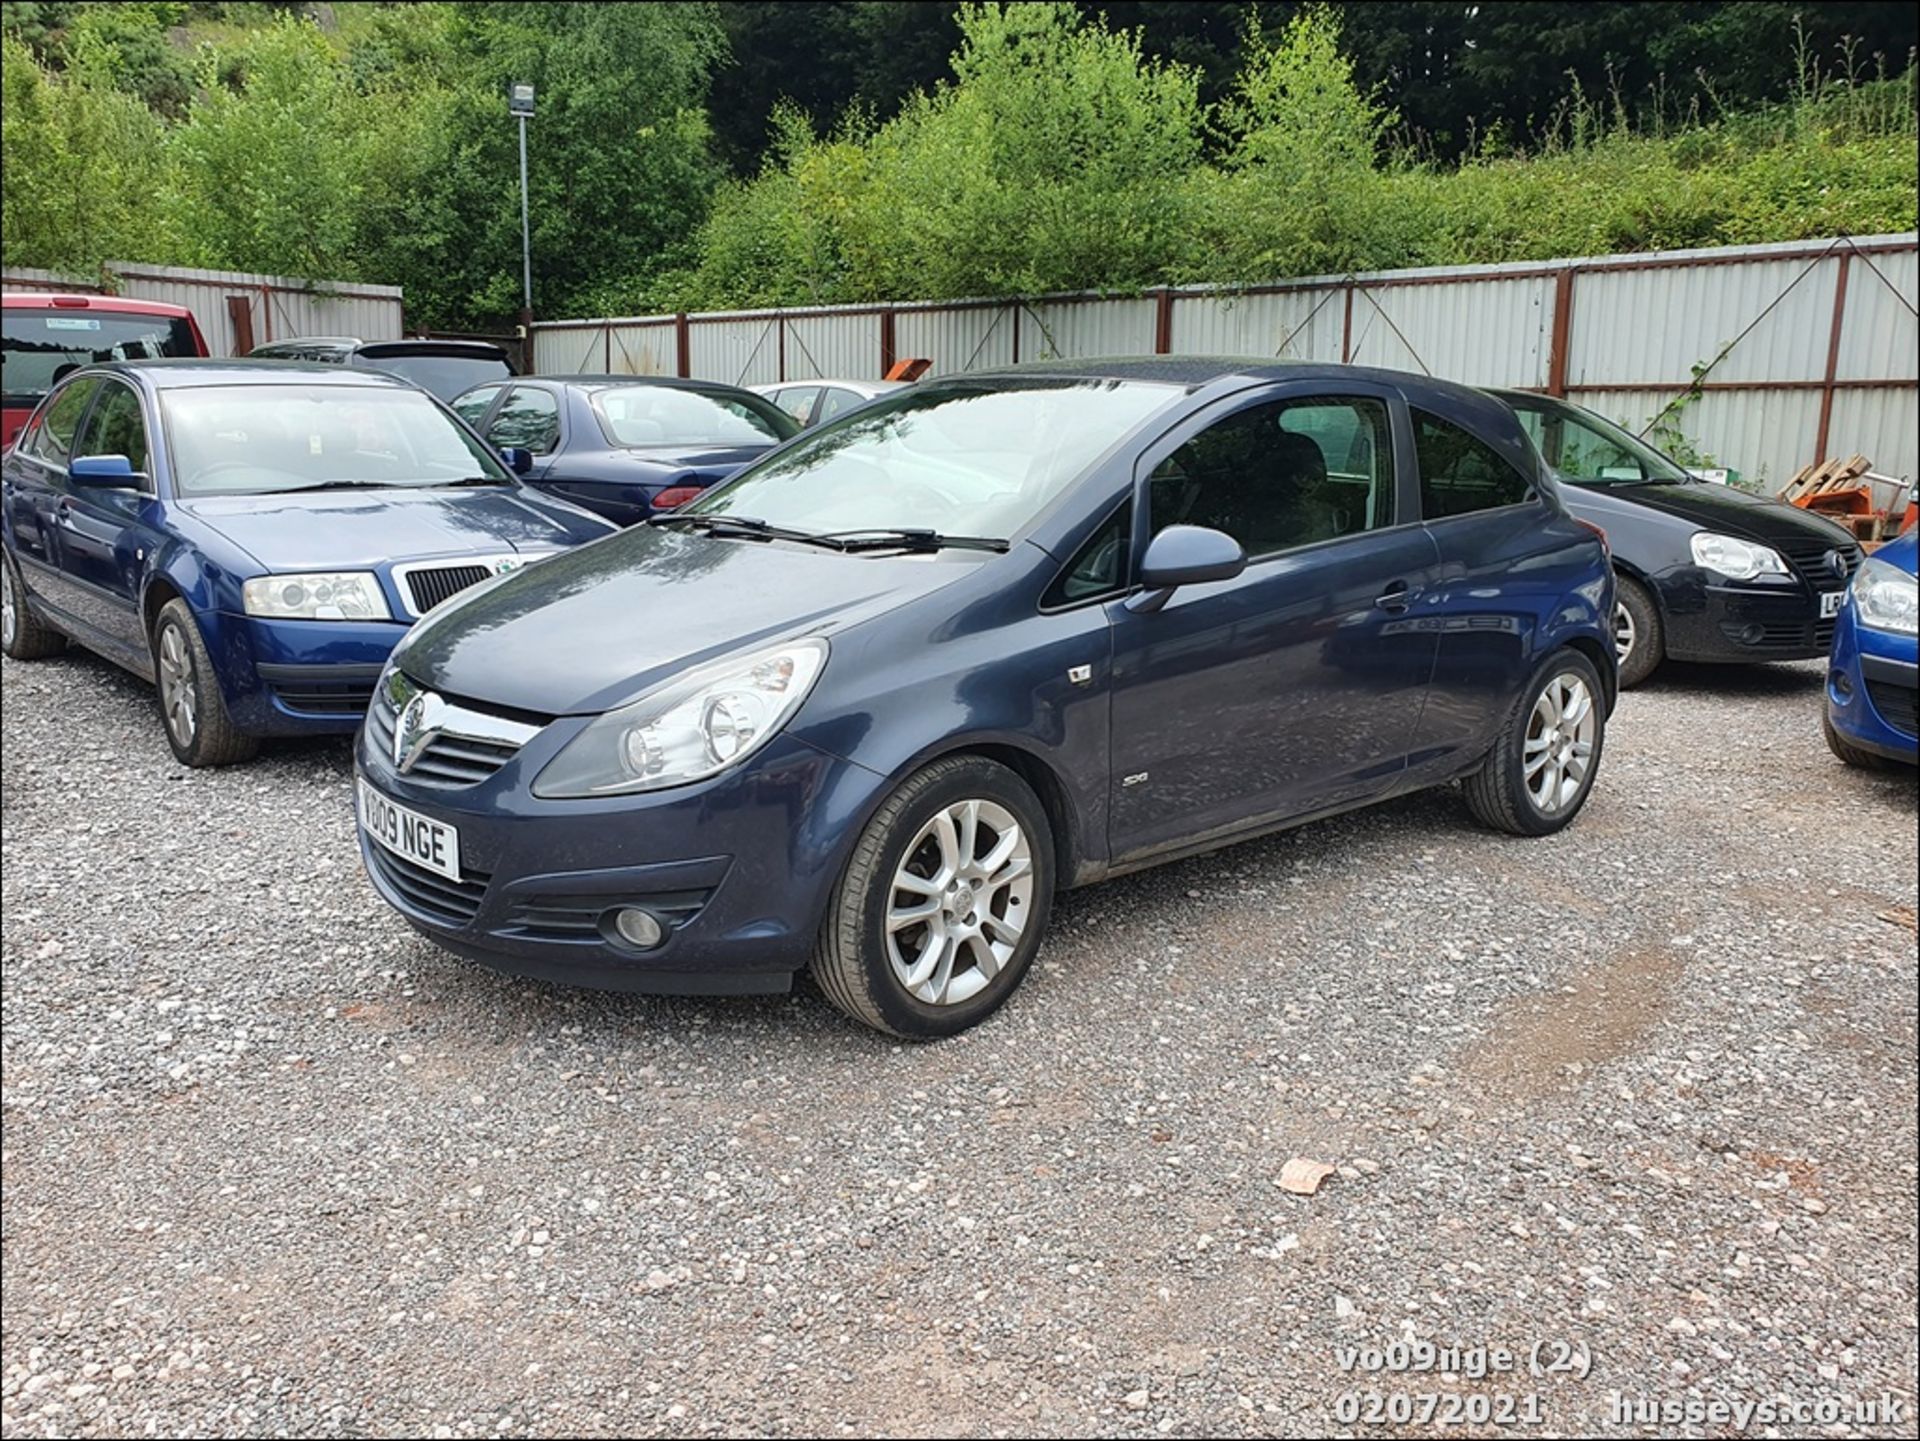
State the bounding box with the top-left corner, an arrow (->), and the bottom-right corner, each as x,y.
962,354 -> 1487,395
2,291 -> 198,319
514,374 -> 766,396
81,358 -> 423,390
253,337 -> 359,350
753,378 -> 905,394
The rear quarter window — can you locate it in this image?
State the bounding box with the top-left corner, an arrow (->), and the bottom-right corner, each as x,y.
1413,409 -> 1536,520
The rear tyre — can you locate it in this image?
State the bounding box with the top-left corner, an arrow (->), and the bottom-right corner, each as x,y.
1822,709 -> 1893,771
152,598 -> 258,768
2,549 -> 68,660
1465,647 -> 1606,836
1612,575 -> 1663,689
811,755 -> 1054,1039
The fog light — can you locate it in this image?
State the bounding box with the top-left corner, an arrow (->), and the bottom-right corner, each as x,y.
611,907 -> 664,949
1832,669 -> 1854,699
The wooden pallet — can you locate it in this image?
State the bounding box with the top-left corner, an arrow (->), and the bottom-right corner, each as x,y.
1778,453 -> 1870,504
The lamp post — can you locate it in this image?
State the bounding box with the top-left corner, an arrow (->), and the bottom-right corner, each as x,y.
509,83 -> 535,334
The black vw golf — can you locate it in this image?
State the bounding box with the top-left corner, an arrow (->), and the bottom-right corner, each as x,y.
1496,391 -> 1861,687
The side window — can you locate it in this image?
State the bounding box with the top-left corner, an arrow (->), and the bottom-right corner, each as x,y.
1045,501 -> 1132,608
71,382 -> 152,486
1147,395 -> 1394,559
486,385 -> 561,454
1550,413 -> 1646,482
1414,409 -> 1535,519
452,384 -> 502,428
34,378 -> 102,464
816,387 -> 860,423
773,386 -> 820,424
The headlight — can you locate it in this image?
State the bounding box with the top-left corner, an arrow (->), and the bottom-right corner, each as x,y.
1690,532 -> 1788,582
1851,556 -> 1918,635
533,638 -> 828,798
242,571 -> 389,621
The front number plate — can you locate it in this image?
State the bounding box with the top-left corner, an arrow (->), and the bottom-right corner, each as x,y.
1820,591 -> 1844,619
358,777 -> 461,882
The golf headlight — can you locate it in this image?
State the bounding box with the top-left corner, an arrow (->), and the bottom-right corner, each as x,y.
242,571 -> 389,620
533,639 -> 828,798
1690,532 -> 1788,582
1851,557 -> 1918,635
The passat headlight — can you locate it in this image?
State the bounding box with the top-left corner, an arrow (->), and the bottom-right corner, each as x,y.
242,571 -> 389,620
533,639 -> 828,798
1690,532 -> 1789,582
1851,556 -> 1918,635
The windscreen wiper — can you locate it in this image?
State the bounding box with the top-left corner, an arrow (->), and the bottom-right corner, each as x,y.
814,528 -> 1010,554
268,480 -> 392,494
437,475 -> 510,487
648,513 -> 851,550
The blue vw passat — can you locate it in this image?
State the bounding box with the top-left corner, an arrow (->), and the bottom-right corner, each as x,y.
1,361 -> 614,766
356,358 -> 1616,1038
1823,527 -> 1918,768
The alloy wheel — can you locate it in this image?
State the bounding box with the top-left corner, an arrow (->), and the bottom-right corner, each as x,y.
1,565 -> 16,649
1612,600 -> 1636,668
1523,672 -> 1596,815
886,798 -> 1034,1006
157,623 -> 198,747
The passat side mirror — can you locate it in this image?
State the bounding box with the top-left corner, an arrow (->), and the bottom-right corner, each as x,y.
1126,524 -> 1247,613
498,446 -> 535,476
68,454 -> 144,488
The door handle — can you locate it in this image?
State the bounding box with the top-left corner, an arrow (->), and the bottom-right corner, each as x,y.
1374,580 -> 1415,613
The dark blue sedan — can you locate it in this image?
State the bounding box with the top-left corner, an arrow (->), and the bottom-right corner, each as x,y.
451,375 -> 799,526
1,360 -> 614,766
356,358 -> 1616,1037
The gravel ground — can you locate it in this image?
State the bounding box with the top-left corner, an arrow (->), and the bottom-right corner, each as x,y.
3,645 -> 1916,1439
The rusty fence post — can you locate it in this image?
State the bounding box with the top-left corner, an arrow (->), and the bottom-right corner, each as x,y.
1814,252 -> 1852,465
1547,267 -> 1576,397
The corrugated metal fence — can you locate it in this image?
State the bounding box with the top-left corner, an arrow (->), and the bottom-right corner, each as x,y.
2,261 -> 403,360
532,232 -> 1920,488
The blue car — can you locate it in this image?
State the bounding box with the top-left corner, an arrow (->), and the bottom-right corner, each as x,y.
451,375 -> 799,526
1824,527 -> 1918,768
1,360 -> 614,766
355,358 -> 1616,1037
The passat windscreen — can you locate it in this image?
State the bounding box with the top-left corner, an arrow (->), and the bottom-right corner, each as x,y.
161,384 -> 511,496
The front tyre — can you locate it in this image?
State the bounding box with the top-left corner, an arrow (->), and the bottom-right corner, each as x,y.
2,549 -> 68,660
1612,574 -> 1663,689
812,755 -> 1054,1038
152,598 -> 258,768
1464,648 -> 1606,836
1822,710 -> 1894,771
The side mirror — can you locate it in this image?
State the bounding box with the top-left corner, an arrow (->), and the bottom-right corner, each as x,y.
1127,525 -> 1246,613
69,454 -> 143,488
498,446 -> 535,476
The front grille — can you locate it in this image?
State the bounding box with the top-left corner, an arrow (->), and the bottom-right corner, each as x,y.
1776,536 -> 1862,593
404,564 -> 492,615
273,678 -> 377,716
1867,680 -> 1919,739
366,843 -> 490,925
368,683 -> 532,787
1724,619 -> 1826,655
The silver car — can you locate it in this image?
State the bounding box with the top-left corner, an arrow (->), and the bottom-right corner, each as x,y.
751,378 -> 906,428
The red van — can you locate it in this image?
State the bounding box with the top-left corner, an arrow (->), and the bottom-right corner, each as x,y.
2,293 -> 210,448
